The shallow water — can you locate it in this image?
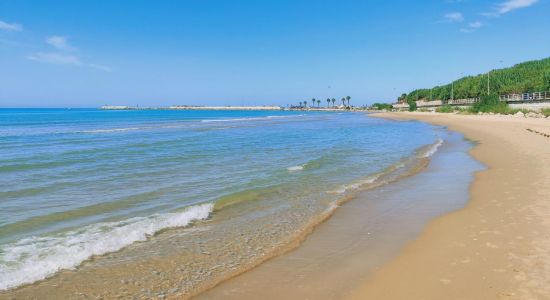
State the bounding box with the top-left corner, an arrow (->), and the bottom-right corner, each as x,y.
197,127 -> 484,300
0,109 -> 442,296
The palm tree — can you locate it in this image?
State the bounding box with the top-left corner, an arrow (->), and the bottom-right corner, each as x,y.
317,99 -> 321,107
299,101 -> 303,108
341,97 -> 346,107
331,98 -> 336,107
346,96 -> 351,107
311,98 -> 316,108
326,98 -> 330,108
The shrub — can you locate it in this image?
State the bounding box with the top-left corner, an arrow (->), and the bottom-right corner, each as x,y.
541,108 -> 550,117
371,103 -> 393,110
436,105 -> 454,113
407,99 -> 417,111
470,94 -> 512,114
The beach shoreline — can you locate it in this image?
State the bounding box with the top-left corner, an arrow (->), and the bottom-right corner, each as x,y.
0,111 -> 446,299
348,112 -> 550,299
195,123 -> 481,299
0,111 -> 473,300
3,111 -> 548,299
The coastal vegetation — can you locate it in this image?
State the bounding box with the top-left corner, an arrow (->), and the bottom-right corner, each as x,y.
396,57 -> 550,114
469,94 -> 509,113
433,94 -> 549,116
371,103 -> 393,110
435,105 -> 454,113
401,57 -> 550,103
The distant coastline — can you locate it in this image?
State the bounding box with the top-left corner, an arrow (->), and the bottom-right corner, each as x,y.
100,105 -> 364,111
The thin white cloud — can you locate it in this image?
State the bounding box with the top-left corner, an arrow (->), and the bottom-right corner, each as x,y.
444,12 -> 464,22
46,36 -> 76,51
88,63 -> 113,72
469,21 -> 483,28
483,0 -> 539,16
27,52 -> 82,66
27,36 -> 113,72
497,0 -> 538,14
460,21 -> 484,33
0,20 -> 23,32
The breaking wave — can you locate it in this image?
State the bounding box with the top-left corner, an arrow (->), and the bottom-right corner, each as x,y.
0,203 -> 213,291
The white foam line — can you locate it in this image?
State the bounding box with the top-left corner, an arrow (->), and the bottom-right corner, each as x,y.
0,203 -> 213,291
287,164 -> 305,172
423,138 -> 444,158
79,127 -> 143,133
201,115 -> 304,123
327,175 -> 380,195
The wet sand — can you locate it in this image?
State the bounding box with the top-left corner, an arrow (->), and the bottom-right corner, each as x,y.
348,112 -> 550,299
196,127 -> 482,299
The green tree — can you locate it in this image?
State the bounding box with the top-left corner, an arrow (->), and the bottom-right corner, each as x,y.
331,98 -> 336,106
346,96 -> 351,107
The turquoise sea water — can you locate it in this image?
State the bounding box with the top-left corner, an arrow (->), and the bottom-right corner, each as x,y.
0,109 -> 441,290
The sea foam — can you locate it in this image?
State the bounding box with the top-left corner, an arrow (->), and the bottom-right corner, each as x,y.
423,138 -> 444,158
201,115 -> 303,123
0,203 -> 213,291
287,165 -> 305,172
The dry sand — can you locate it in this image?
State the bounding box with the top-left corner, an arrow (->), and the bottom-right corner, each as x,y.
349,112 -> 550,299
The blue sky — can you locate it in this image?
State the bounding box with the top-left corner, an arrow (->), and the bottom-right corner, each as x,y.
0,0 -> 549,107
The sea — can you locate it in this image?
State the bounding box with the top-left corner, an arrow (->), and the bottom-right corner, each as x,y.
0,109 -> 471,297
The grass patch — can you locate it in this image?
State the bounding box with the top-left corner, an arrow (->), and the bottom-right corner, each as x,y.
436,105 -> 454,113
542,108 -> 550,117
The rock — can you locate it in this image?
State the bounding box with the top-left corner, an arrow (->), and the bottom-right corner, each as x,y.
514,111 -> 525,117
526,112 -> 538,118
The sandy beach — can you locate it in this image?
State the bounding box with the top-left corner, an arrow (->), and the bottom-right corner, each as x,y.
348,112 -> 550,299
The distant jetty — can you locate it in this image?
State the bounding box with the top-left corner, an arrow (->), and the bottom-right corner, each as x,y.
169,105 -> 282,111
100,105 -> 282,111
100,106 -> 133,110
